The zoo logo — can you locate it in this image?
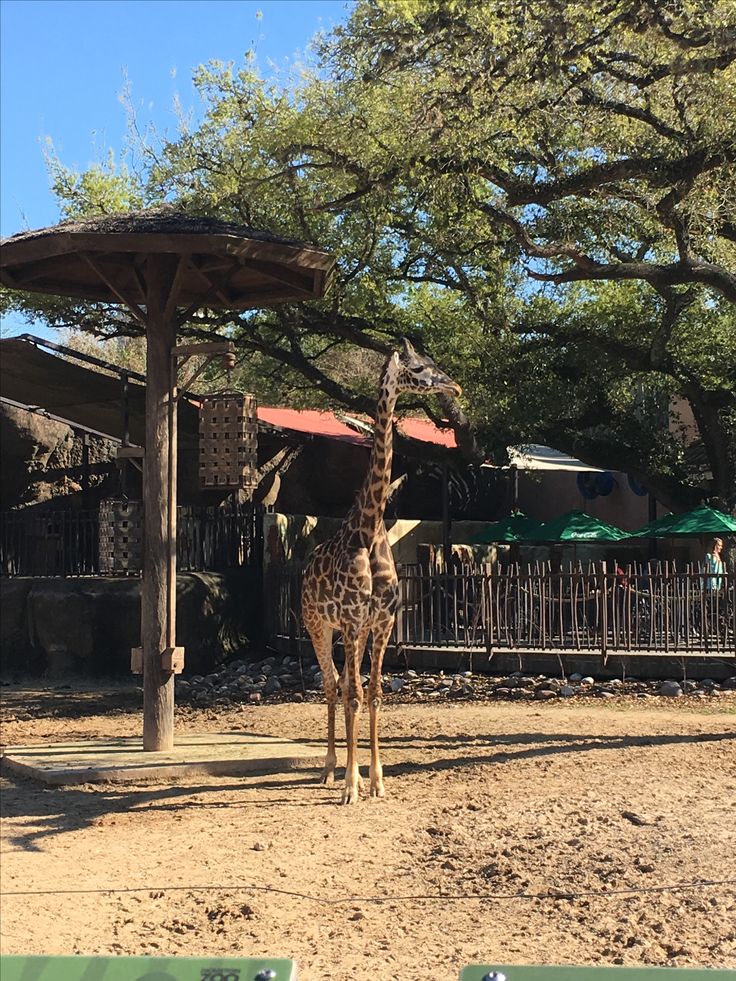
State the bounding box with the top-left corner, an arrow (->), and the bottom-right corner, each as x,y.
199,970 -> 241,981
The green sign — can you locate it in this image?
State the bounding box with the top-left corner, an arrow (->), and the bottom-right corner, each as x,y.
460,966 -> 735,980
0,955 -> 297,981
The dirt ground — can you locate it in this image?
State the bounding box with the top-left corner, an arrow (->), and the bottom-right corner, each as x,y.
1,685 -> 735,980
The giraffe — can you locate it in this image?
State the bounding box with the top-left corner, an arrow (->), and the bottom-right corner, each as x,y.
301,338 -> 462,804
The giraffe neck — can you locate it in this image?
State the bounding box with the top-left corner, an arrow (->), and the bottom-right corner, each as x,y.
345,368 -> 399,545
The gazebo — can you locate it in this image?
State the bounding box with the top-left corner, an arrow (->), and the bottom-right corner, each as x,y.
0,208 -> 335,752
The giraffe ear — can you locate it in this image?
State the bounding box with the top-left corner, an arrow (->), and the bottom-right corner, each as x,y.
391,351 -> 401,369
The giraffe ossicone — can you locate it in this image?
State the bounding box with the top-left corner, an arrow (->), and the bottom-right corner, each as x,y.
301,338 -> 461,804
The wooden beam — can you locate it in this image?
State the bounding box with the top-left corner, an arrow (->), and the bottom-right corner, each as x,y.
173,341 -> 235,357
178,354 -> 220,396
190,265 -> 235,307
241,257 -> 314,293
173,341 -> 237,402
175,259 -> 241,326
163,253 -> 189,321
80,253 -> 148,328
130,259 -> 149,305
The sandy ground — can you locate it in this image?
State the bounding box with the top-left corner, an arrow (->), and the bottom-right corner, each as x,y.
1,685 -> 735,980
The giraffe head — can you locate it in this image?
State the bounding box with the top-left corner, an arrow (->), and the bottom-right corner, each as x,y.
389,337 -> 462,398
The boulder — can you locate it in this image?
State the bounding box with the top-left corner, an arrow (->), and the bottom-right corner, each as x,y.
659,680 -> 683,697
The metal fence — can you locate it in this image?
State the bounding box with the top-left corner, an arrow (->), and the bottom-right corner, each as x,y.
267,561 -> 735,657
0,504 -> 263,577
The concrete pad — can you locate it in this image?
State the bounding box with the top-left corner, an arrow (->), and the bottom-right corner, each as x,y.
0,731 -> 323,786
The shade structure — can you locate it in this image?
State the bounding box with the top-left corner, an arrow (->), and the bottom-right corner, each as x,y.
629,504 -> 736,538
533,510 -> 628,542
0,209 -> 335,307
1,207 -> 335,753
470,512 -> 546,543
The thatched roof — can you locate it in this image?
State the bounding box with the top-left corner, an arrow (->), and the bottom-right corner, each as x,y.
0,207 -> 335,310
1,206 -> 328,255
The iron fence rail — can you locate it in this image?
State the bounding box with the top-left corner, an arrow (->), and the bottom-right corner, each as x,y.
267,562 -> 735,657
0,504 -> 263,577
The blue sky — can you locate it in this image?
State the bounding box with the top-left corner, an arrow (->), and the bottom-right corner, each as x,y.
0,0 -> 350,335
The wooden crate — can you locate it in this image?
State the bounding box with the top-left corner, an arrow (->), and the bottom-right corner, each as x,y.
98,500 -> 143,574
199,393 -> 258,494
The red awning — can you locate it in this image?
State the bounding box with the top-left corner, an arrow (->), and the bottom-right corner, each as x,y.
257,407 -> 371,446
398,416 -> 456,449
257,406 -> 457,449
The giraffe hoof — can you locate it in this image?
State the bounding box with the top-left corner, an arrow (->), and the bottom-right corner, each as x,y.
319,771 -> 335,786
370,783 -> 385,798
341,785 -> 361,805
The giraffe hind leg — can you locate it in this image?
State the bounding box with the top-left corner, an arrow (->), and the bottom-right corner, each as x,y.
341,623 -> 369,804
304,617 -> 338,785
367,617 -> 394,798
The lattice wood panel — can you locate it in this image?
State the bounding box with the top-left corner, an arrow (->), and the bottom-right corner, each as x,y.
98,500 -> 143,574
199,393 -> 258,493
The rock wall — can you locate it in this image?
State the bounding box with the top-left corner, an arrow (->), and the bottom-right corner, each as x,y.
0,570 -> 261,678
0,402 -> 117,509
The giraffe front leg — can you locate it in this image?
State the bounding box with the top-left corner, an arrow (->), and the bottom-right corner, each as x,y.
367,618 -> 393,798
341,625 -> 368,805
321,663 -> 339,785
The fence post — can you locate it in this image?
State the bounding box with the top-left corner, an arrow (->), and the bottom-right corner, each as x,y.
601,561 -> 608,660
395,567 -> 406,651
484,566 -> 493,658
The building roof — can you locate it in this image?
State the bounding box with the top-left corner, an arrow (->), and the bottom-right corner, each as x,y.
0,336 -> 456,452
508,444 -> 603,473
0,337 -> 196,448
258,406 -> 457,449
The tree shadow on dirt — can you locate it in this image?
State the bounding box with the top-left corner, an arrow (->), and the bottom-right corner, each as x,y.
0,684 -> 140,721
379,729 -> 735,778
2,727 -> 733,850
378,728 -> 735,751
0,768 -> 336,852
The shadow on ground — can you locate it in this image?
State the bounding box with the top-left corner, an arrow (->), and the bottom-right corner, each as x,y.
2,727 -> 733,849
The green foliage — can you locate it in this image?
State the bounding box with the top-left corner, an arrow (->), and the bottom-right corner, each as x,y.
44,143 -> 145,219
4,0 -> 736,509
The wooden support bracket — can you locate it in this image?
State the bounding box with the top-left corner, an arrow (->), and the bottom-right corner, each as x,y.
162,647 -> 185,674
117,446 -> 145,459
172,342 -> 237,400
173,341 -> 235,357
131,647 -> 143,674
132,647 -> 185,674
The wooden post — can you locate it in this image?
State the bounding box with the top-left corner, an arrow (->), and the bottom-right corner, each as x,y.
168,345 -> 178,654
119,371 -> 130,498
81,432 -> 90,508
142,255 -> 179,751
601,560 -> 608,660
441,462 -> 451,570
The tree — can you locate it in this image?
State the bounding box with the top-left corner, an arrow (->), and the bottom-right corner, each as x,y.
3,0 -> 735,510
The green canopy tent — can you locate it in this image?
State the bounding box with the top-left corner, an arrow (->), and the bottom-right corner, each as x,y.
532,510 -> 628,542
626,511 -> 680,538
629,504 -> 736,538
470,512 -> 547,543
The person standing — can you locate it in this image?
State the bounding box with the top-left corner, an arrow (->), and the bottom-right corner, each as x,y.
704,537 -> 726,591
